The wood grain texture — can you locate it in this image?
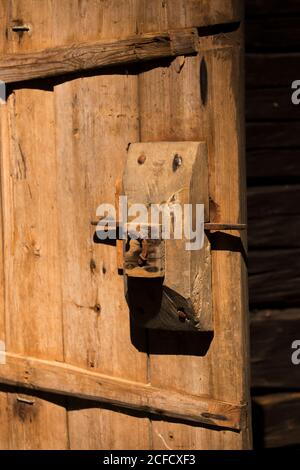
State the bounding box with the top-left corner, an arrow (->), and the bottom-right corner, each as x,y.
53,1 -> 150,448
0,28 -> 199,84
138,2 -> 251,450
123,141 -> 212,331
0,88 -> 68,449
0,0 -> 250,450
250,309 -> 300,388
0,352 -> 245,430
0,0 -> 149,450
0,0 -> 242,57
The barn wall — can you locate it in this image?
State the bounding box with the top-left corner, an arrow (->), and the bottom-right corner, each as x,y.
246,0 -> 300,448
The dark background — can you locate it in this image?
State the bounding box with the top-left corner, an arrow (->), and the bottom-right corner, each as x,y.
245,0 -> 300,448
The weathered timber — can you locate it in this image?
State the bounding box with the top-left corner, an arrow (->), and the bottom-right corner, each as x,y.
0,29 -> 198,84
138,7 -> 251,448
0,352 -> 245,431
123,141 -> 212,331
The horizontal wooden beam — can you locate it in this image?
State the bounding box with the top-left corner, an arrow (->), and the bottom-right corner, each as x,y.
0,29 -> 198,84
0,352 -> 245,430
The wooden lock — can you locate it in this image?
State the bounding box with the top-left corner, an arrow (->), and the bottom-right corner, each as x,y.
122,142 -> 212,332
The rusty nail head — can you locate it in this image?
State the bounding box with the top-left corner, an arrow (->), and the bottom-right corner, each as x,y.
177,309 -> 187,322
137,154 -> 146,165
173,154 -> 182,171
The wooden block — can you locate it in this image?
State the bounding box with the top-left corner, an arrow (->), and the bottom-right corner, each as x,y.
123,142 -> 212,331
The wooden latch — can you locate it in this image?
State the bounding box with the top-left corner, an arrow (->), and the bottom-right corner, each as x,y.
92,142 -> 246,332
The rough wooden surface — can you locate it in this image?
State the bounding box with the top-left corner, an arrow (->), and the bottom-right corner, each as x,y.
0,0 -> 150,450
0,352 -> 245,430
138,3 -> 251,449
0,0 -> 249,450
0,88 -> 69,450
123,141 -> 212,331
0,29 -> 199,84
53,1 -> 150,450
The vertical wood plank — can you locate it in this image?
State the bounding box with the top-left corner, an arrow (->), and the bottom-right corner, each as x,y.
5,391 -> 68,450
53,0 -> 150,450
0,88 -> 69,448
138,0 -> 251,450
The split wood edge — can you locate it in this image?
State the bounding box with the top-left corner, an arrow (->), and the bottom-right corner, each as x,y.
0,28 -> 198,84
0,352 -> 246,430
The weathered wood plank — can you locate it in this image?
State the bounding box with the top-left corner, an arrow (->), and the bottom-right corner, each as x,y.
0,88 -> 68,450
5,391 -> 68,450
246,18 -> 300,52
0,0 -> 242,58
253,393 -> 300,448
0,28 -> 199,84
246,88 -> 300,121
53,0 -> 150,450
250,309 -> 300,388
246,122 -> 300,149
246,54 -> 300,88
138,2 -> 251,448
123,141 -> 212,331
249,249 -> 300,305
248,185 -> 300,248
247,149 -> 300,180
0,352 -> 245,431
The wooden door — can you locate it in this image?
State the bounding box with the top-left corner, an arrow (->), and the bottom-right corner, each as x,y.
0,0 -> 251,449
